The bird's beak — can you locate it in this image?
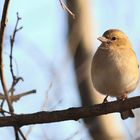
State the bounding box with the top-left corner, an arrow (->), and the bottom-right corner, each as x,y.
97,36 -> 108,43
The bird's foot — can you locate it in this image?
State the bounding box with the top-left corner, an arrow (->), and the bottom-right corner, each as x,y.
117,94 -> 128,101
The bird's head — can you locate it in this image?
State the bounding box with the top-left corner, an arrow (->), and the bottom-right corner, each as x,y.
98,29 -> 132,49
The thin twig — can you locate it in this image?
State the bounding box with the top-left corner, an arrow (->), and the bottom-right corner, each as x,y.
0,89 -> 36,102
40,82 -> 52,110
9,12 -> 23,95
59,0 -> 75,19
18,128 -> 27,140
10,90 -> 36,102
0,107 -> 14,115
14,127 -> 20,140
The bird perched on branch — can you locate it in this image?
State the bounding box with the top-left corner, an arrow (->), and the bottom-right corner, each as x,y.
91,29 -> 139,119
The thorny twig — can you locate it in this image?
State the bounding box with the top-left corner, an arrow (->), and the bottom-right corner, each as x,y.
59,0 -> 75,19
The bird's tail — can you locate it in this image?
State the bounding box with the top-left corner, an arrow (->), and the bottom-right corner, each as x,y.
120,110 -> 134,120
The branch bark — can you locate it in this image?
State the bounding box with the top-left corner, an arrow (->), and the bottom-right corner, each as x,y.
0,96 -> 140,127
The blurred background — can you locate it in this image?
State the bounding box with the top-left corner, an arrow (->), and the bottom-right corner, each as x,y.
0,0 -> 140,140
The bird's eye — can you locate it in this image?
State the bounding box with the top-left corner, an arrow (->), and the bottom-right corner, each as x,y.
111,36 -> 116,41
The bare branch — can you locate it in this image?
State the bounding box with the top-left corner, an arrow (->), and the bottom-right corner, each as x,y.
11,90 -> 36,102
59,0 -> 75,19
18,128 -> 27,140
9,12 -> 23,95
0,96 -> 140,127
0,2 -> 26,139
0,89 -> 36,102
0,0 -> 14,112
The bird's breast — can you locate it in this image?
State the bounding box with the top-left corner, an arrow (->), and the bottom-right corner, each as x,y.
91,47 -> 139,97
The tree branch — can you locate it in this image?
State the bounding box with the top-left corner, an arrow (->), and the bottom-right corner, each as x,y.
0,89 -> 36,102
9,12 -> 23,95
0,0 -> 13,113
0,1 -> 25,139
59,0 -> 75,19
0,96 -> 140,127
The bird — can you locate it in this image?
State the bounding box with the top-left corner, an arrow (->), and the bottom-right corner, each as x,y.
91,29 -> 139,119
